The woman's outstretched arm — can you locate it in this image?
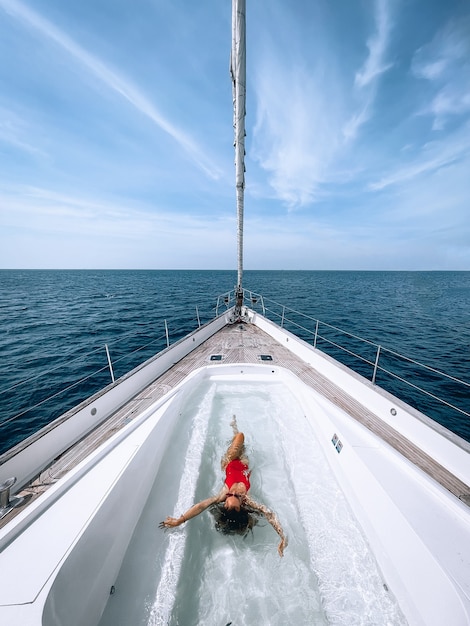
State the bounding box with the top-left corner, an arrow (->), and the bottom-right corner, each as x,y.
244,495 -> 288,557
159,488 -> 226,529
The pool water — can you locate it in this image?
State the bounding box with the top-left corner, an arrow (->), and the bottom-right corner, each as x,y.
99,379 -> 407,625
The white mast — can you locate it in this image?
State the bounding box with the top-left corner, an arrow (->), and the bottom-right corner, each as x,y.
231,0 -> 246,303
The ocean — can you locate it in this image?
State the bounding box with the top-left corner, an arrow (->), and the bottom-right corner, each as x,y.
0,269 -> 469,455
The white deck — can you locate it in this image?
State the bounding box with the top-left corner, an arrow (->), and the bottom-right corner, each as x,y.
0,315 -> 469,625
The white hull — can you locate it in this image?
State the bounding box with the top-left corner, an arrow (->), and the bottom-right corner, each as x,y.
0,310 -> 469,625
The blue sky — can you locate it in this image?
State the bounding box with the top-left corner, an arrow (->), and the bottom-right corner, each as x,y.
0,0 -> 469,270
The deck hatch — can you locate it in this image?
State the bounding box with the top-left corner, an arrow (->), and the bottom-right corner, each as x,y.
259,354 -> 273,361
210,355 -> 223,361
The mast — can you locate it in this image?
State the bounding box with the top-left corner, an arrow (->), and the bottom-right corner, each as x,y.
231,0 -> 246,313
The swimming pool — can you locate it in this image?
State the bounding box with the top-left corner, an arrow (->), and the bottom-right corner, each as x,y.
2,364 -> 467,625
98,377 -> 406,626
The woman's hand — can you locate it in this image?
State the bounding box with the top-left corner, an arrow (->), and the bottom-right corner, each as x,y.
159,516 -> 183,529
277,536 -> 288,557
159,495 -> 219,531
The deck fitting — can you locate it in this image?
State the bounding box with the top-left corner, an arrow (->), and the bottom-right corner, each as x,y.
0,477 -> 26,520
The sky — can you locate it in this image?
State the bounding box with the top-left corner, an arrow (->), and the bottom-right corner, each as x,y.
0,0 -> 469,270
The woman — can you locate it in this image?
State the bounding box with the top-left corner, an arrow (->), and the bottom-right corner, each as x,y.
159,417 -> 288,557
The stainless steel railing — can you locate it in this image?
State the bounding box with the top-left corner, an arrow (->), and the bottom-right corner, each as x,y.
0,304 -> 215,442
1,288 -> 468,446
244,288 -> 470,426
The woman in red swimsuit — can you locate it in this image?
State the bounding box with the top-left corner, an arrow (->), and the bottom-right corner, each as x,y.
160,417 -> 287,557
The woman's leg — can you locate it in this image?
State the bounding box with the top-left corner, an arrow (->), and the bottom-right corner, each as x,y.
230,414 -> 239,434
226,432 -> 245,462
221,416 -> 247,469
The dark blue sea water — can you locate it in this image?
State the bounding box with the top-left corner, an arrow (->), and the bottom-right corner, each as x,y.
1,270 -> 469,456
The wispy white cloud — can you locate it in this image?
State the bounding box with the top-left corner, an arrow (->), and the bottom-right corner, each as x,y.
251,60 -> 343,208
251,0 -> 394,208
343,0 -> 394,141
341,106 -> 370,144
249,3 -> 351,210
413,59 -> 446,81
0,184 -> 237,268
0,107 -> 47,158
0,185 -> 219,236
0,0 -> 222,179
354,0 -> 394,89
369,122 -> 470,190
1,0 -> 468,271
411,17 -> 470,130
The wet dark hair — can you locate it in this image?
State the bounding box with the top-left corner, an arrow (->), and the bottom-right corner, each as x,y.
210,503 -> 260,537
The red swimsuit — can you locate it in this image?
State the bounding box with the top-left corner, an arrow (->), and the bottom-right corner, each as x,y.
225,459 -> 251,490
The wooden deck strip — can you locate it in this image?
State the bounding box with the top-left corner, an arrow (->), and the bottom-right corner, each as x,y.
285,360 -> 470,500
3,320 -> 468,529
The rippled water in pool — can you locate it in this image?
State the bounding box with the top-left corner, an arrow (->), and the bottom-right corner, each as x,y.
99,379 -> 407,626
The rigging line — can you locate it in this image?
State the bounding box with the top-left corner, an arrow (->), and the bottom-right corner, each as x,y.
315,335 -> 374,368
250,291 -> 469,388
377,365 -> 470,418
0,365 -> 111,429
0,320 -> 197,398
379,347 -> 470,388
0,344 -> 107,396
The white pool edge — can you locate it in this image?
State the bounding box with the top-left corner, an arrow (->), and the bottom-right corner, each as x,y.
0,363 -> 468,626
